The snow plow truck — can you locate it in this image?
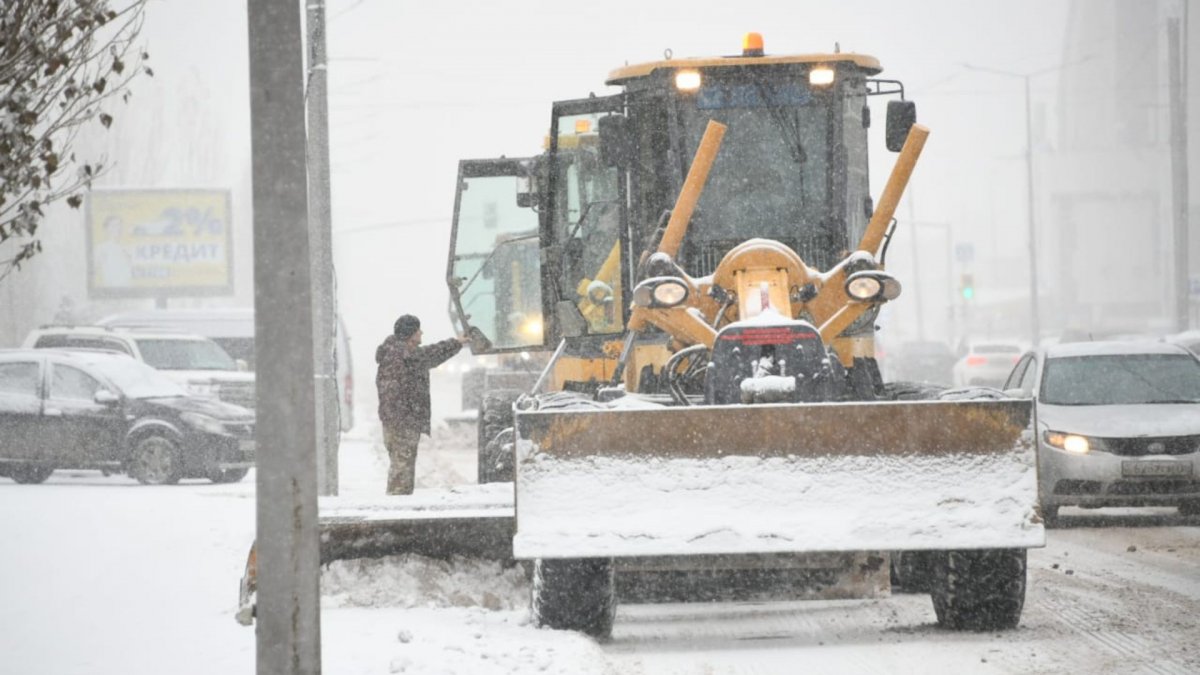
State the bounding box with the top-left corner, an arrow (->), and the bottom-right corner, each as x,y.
238,34 -> 1044,638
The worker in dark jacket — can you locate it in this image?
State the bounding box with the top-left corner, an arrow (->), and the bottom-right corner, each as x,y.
375,314 -> 467,495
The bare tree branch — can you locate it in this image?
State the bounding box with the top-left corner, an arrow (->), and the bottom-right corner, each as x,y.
0,0 -> 149,276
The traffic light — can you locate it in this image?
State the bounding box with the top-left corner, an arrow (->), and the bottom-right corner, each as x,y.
960,273 -> 975,301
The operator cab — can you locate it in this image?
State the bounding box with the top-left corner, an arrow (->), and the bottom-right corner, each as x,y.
447,34 -> 915,355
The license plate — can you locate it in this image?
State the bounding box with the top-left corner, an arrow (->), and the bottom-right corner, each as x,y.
1122,460 -> 1192,477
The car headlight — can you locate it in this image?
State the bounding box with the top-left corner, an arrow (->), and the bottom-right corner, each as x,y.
1043,430 -> 1105,454
181,412 -> 227,435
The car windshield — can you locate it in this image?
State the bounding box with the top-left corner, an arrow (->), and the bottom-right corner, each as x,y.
86,358 -> 186,399
135,338 -> 237,370
1040,354 -> 1200,405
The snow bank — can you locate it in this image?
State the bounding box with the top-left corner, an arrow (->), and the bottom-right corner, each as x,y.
322,554 -> 527,611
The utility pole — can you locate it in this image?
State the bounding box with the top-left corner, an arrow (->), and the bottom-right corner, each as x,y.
1021,74 -> 1041,347
962,61 -> 1079,347
247,0 -> 322,672
1169,17 -> 1190,331
307,0 -> 339,495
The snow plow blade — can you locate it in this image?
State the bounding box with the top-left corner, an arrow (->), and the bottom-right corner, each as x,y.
513,399 -> 1043,560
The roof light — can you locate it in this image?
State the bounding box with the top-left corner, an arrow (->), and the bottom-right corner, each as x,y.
742,32 -> 764,57
809,66 -> 835,86
675,70 -> 702,91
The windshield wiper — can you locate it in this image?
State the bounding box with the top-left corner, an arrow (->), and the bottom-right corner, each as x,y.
1142,399 -> 1200,404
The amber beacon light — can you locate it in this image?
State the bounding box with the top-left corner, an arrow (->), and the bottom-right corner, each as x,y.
742,32 -> 764,56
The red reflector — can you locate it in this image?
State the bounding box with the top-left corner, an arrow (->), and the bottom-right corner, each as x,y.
965,355 -> 987,366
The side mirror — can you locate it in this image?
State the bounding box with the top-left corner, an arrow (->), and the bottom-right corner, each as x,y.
236,359 -> 249,372
598,114 -> 632,167
94,390 -> 119,406
885,100 -> 917,152
516,175 -> 537,209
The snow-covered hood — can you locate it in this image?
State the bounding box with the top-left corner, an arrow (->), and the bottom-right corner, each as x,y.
161,369 -> 255,385
1038,402 -> 1200,438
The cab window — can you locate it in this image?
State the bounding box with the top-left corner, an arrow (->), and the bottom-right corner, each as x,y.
553,112 -> 624,335
449,159 -> 542,350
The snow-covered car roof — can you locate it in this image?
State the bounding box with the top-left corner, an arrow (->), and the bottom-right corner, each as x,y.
1043,340 -> 1193,359
28,325 -> 212,342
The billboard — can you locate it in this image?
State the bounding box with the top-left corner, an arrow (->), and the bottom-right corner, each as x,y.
86,189 -> 234,298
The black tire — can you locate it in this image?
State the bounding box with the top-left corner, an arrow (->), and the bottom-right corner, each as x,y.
1178,500 -> 1200,517
930,549 -> 1027,631
532,558 -> 616,638
9,464 -> 54,484
477,389 -> 522,483
129,435 -> 182,485
208,467 -> 250,484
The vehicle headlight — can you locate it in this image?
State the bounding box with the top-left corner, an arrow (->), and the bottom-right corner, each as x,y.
809,66 -> 835,87
652,281 -> 688,306
1043,430 -> 1104,454
181,412 -> 226,435
846,276 -> 882,301
633,277 -> 690,309
675,70 -> 702,91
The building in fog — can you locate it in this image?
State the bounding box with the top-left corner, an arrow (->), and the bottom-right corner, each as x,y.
1040,0 -> 1197,338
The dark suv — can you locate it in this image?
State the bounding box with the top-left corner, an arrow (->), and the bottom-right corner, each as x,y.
0,349 -> 254,485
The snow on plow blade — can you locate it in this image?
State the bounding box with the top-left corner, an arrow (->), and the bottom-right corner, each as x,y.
513,399 -> 1043,560
316,488 -> 516,564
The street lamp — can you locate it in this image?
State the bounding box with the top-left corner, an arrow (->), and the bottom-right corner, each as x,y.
961,62 -> 1070,348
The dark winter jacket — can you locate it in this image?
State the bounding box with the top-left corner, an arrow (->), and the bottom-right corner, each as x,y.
376,335 -> 462,435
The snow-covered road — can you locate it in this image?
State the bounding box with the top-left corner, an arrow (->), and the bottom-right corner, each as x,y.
2,431 -> 1197,674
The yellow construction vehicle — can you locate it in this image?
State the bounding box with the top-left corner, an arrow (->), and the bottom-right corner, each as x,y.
239,34 -> 1043,638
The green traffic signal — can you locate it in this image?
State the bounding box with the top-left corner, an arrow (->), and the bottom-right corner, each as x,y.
962,286 -> 975,300
960,273 -> 974,300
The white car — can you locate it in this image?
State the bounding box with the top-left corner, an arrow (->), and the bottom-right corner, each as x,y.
22,326 -> 256,412
1003,341 -> 1200,522
952,340 -> 1023,388
97,308 -> 353,431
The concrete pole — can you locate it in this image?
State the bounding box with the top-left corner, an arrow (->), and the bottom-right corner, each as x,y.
1023,75 -> 1041,347
1169,18 -> 1190,331
247,0 -> 322,672
306,0 -> 339,495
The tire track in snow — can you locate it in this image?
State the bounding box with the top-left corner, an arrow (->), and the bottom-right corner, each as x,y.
1036,591 -> 1193,675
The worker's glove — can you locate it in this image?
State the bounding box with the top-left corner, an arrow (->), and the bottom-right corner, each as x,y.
465,326 -> 492,353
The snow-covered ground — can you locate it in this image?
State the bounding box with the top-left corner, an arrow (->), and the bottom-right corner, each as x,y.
2,422 -> 1198,674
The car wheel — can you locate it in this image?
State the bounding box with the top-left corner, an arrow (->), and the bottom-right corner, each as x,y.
9,464 -> 54,484
129,435 -> 182,485
1178,501 -> 1200,517
208,468 -> 250,484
